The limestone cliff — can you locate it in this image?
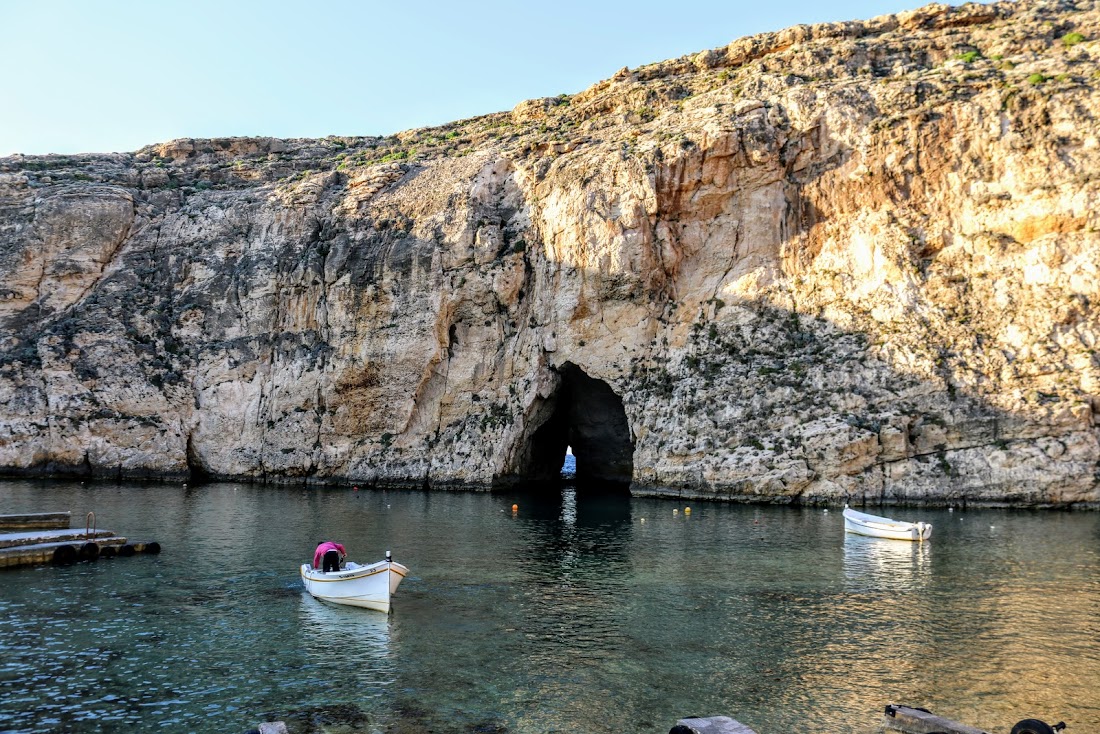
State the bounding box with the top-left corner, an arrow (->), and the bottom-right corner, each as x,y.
1,0 -> 1098,506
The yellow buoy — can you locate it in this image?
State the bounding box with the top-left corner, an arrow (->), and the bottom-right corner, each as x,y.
684,507 -> 691,515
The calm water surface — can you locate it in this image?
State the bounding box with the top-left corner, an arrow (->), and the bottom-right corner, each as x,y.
1,480 -> 1098,734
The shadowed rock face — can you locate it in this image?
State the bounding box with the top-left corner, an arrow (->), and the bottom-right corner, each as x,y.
504,363 -> 634,491
0,0 -> 1098,507
561,364 -> 635,489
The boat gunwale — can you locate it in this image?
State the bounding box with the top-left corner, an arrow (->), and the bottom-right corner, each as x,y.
843,508 -> 927,530
847,516 -> 917,531
300,561 -> 408,584
843,507 -> 914,525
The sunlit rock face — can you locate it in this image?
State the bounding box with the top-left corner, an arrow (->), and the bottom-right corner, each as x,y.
1,0 -> 1098,506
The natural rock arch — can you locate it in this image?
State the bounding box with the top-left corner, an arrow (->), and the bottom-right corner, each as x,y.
498,363 -> 635,492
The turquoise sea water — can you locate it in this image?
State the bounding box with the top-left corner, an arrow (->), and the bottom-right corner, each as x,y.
0,480 -> 1098,734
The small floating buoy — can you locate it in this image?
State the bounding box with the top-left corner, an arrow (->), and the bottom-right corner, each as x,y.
823,508 -> 829,513
512,504 -> 519,513
353,485 -> 359,491
640,518 -> 645,523
948,507 -> 954,512
684,507 -> 691,515
673,509 -> 679,515
753,519 -> 759,525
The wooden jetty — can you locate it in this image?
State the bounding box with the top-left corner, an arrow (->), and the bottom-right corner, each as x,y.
0,512 -> 160,569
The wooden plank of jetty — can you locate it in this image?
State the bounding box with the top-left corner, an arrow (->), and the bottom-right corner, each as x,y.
0,512 -> 71,530
882,705 -> 991,734
0,528 -> 117,550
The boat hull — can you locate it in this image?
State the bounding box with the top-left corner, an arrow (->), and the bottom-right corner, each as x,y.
300,559 -> 409,613
843,507 -> 932,542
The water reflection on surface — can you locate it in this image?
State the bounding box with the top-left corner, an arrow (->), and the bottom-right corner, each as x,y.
298,595 -> 394,697
0,482 -> 1098,734
842,534 -> 931,592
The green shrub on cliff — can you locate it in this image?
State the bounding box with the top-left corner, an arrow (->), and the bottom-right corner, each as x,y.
1061,32 -> 1086,47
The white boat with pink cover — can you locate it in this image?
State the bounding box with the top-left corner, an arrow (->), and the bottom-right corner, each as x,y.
300,551 -> 409,613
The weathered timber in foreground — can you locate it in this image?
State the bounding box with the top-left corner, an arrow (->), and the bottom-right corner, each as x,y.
671,709 -> 1066,734
669,716 -> 759,734
0,512 -> 71,530
883,705 -> 991,734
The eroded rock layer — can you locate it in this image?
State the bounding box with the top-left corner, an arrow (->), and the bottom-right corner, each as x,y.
1,0 -> 1098,506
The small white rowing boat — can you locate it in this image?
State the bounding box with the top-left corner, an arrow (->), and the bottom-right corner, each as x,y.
300,551 -> 409,613
843,505 -> 932,542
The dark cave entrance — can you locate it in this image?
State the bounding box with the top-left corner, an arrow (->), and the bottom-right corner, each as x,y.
501,363 -> 635,494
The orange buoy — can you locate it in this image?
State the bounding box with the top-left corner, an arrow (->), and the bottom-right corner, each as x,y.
511,504 -> 519,512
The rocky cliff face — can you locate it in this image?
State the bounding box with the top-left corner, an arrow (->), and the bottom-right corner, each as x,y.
1,0 -> 1098,506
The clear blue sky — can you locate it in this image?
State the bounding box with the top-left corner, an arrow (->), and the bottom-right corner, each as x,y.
1,0 -> 985,156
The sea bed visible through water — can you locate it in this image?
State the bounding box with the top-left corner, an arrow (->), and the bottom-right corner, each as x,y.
1,479 -> 1097,734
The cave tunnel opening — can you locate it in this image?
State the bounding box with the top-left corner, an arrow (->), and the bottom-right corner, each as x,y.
507,363 -> 635,494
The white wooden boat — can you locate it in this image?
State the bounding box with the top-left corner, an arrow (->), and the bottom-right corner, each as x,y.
843,505 -> 932,542
300,551 -> 409,613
